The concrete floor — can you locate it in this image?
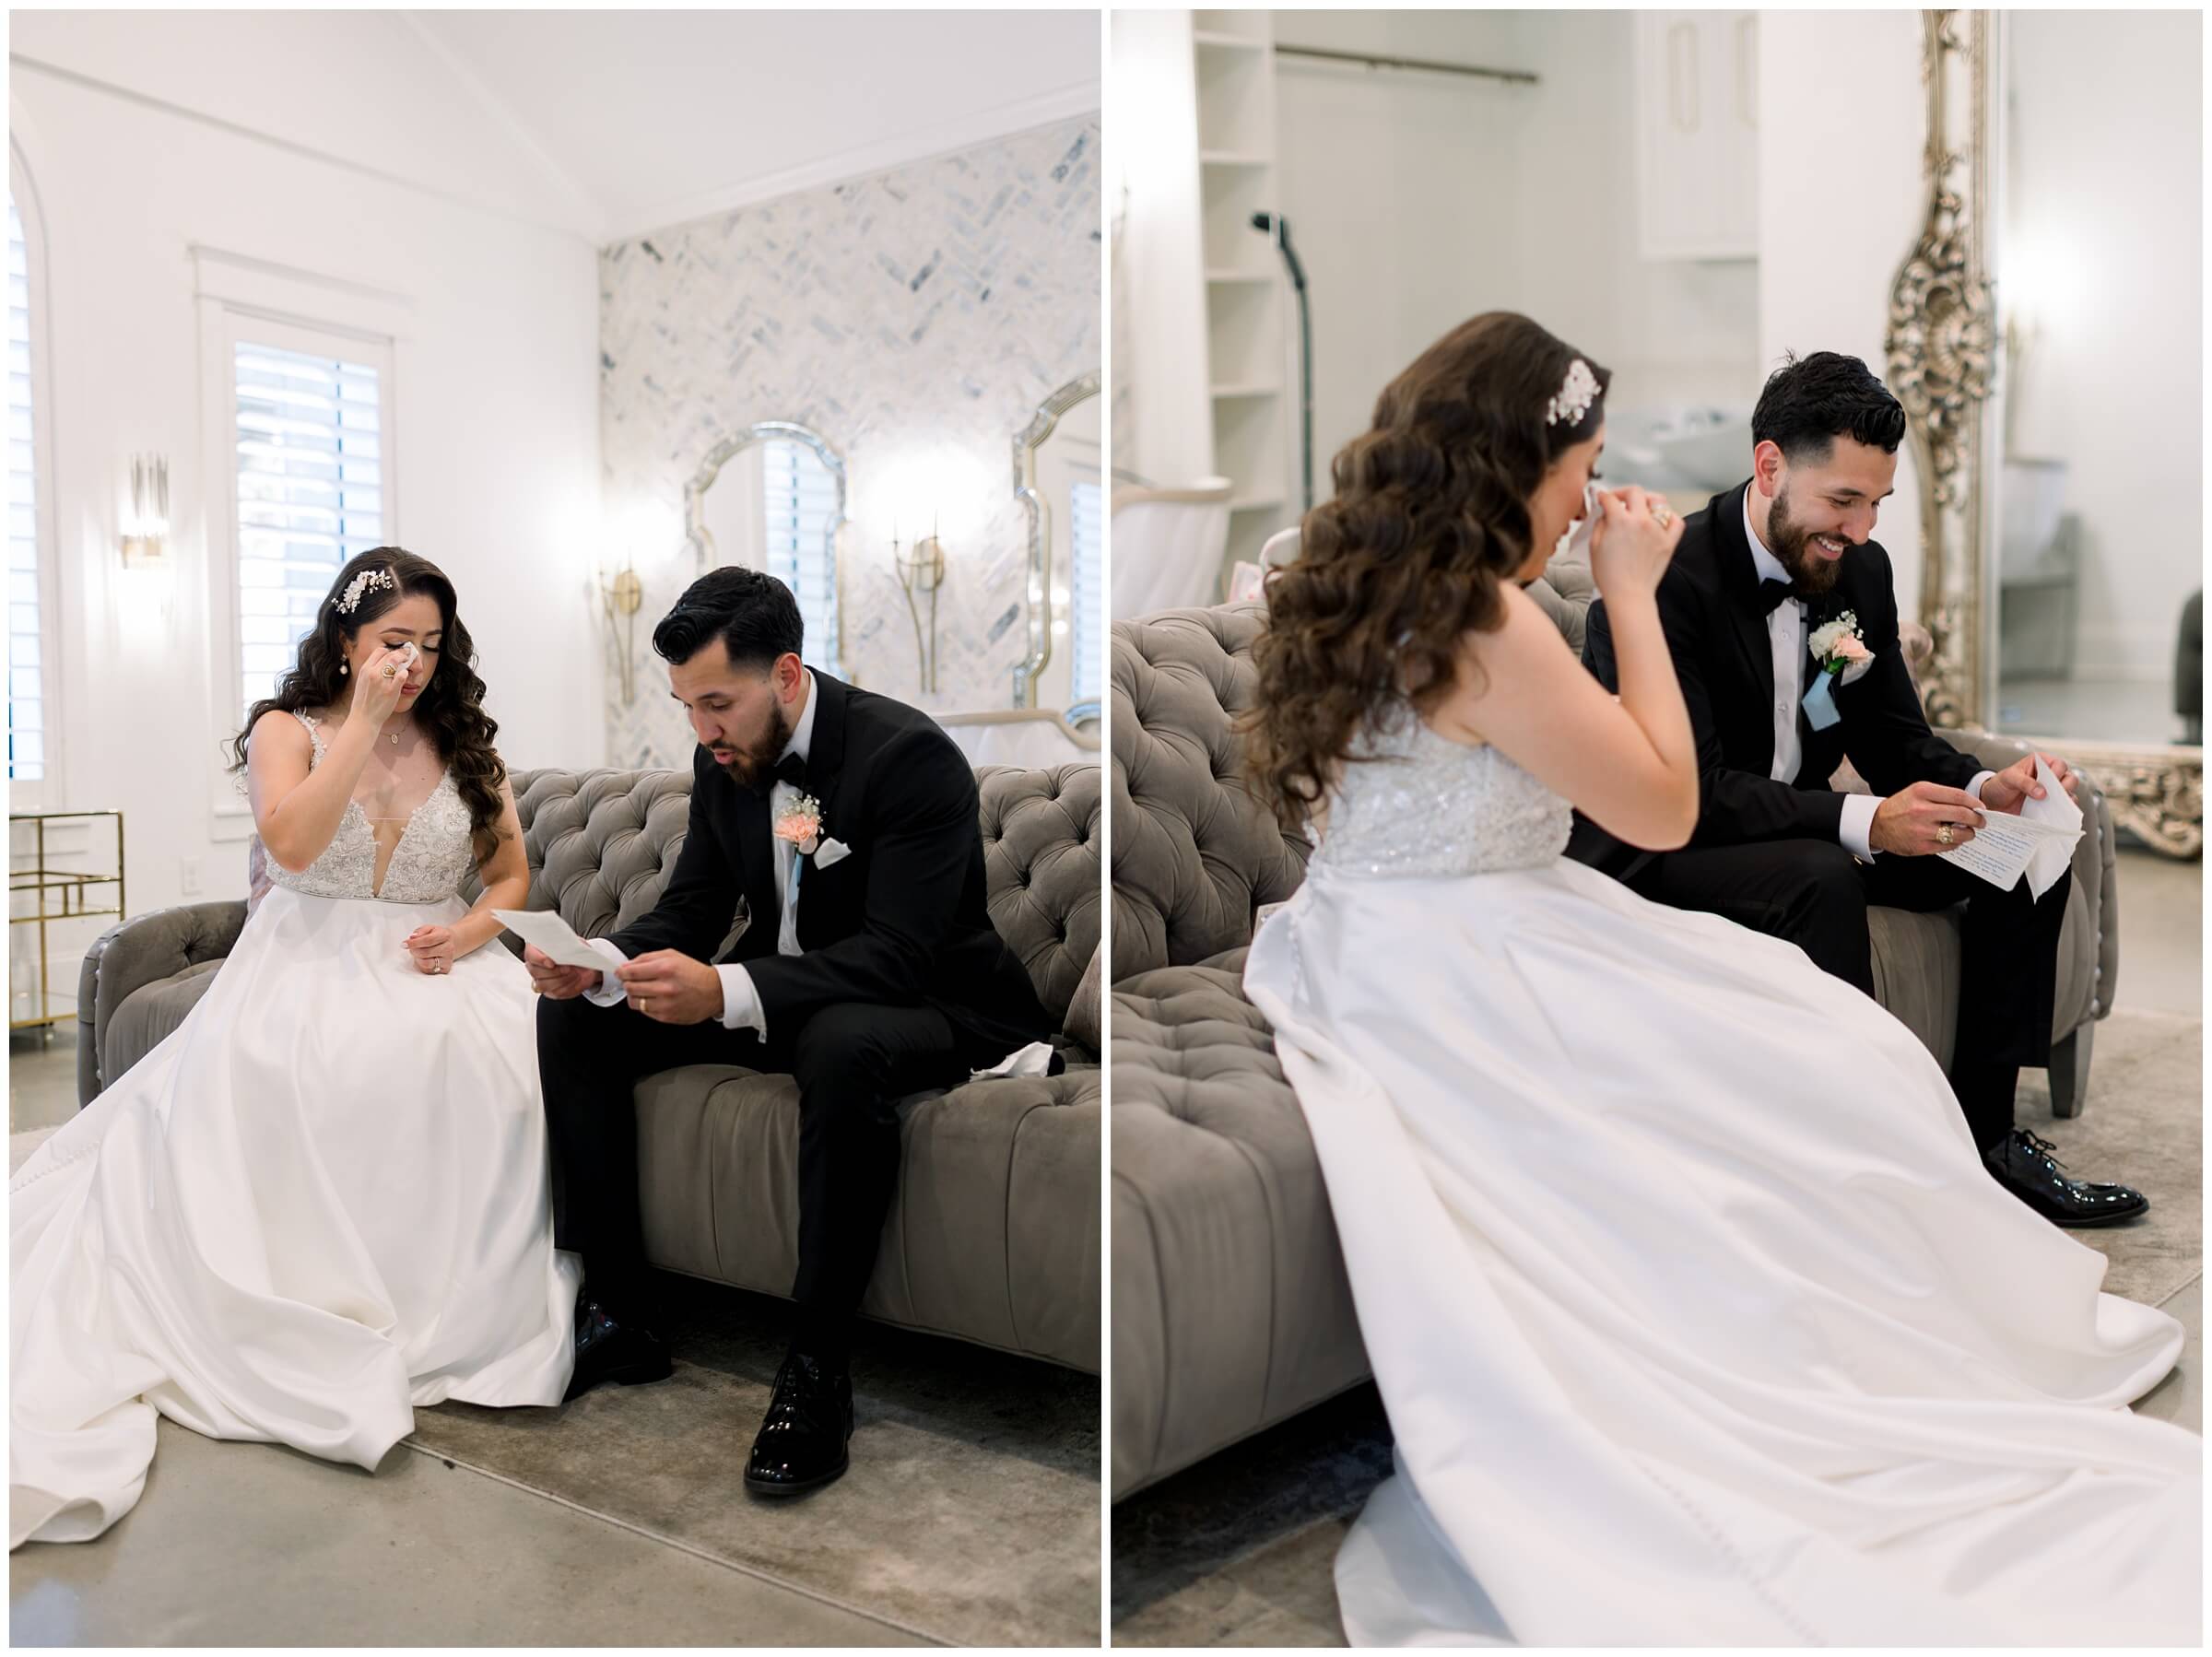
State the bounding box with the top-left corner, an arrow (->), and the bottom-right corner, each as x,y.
14,1424 -> 927,1647
2108,847 -> 2203,1017
7,1040 -> 1084,1647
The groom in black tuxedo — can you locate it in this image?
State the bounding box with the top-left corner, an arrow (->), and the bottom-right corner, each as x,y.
530,568 -> 1052,1493
1570,352 -> 2146,1228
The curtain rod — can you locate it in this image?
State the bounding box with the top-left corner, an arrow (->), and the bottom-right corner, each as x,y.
1273,43 -> 1539,87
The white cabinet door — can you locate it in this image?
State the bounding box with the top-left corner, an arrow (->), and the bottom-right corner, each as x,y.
1635,11 -> 1759,262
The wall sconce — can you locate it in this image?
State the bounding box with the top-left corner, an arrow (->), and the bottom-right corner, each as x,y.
598,557 -> 644,706
893,515 -> 946,694
120,454 -> 169,567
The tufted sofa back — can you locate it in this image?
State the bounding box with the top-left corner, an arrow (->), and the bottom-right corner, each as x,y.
1110,605 -> 1311,981
465,762 -> 1102,1040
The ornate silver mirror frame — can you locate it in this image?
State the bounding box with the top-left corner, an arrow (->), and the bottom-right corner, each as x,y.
1011,370 -> 1102,710
683,419 -> 850,670
1887,9 -> 2202,855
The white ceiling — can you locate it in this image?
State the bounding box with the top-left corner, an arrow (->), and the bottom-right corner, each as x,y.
406,10 -> 1100,241
9,8 -> 1101,243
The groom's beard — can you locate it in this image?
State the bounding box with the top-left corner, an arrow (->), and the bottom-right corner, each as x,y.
714,707 -> 794,790
1766,482 -> 1848,598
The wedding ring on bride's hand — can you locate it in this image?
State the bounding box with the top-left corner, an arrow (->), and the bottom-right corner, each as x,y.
1651,502 -> 1673,529
382,664 -> 399,679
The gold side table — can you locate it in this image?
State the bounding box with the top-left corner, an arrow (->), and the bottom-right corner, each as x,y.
9,810 -> 125,1033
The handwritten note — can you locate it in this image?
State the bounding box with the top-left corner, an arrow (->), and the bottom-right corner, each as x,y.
1937,757 -> 2081,897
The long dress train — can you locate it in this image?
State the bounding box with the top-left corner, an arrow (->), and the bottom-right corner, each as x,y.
1242,714 -> 2198,1644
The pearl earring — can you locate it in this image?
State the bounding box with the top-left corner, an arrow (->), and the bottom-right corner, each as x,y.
340,663 -> 349,676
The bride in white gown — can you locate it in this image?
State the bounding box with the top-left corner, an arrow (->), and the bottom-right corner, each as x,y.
1239,314 -> 2199,1644
11,549 -> 578,1549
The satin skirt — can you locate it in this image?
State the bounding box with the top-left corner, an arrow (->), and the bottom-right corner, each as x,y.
11,886 -> 579,1548
1243,855 -> 2199,1645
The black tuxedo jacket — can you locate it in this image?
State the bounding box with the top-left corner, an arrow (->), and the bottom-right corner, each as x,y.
608,670 -> 1051,1057
1568,481 -> 1979,880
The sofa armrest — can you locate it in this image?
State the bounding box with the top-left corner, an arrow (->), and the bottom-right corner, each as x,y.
1944,730 -> 2119,1024
77,900 -> 248,1107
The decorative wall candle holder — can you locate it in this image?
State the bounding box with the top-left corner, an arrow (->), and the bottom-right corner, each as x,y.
120,454 -> 169,567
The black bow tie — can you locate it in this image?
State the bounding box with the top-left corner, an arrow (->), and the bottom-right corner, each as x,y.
747,750 -> 808,799
1757,579 -> 1799,616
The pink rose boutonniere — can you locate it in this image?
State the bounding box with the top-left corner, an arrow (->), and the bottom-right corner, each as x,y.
772,791 -> 824,857
1804,611 -> 1875,731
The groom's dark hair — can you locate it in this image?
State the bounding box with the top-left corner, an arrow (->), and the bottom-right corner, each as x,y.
1752,351 -> 1907,464
653,566 -> 805,672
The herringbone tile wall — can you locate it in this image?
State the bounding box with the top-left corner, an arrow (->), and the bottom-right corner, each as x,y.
599,115 -> 1102,768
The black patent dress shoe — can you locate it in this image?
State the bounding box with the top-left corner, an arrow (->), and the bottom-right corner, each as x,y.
744,1352 -> 854,1496
1983,1130 -> 2148,1228
563,1296 -> 674,1401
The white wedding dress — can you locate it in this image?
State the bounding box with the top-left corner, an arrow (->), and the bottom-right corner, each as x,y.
1241,711 -> 2200,1645
11,711 -> 579,1548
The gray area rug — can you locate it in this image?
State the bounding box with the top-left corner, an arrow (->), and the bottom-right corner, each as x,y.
1112,1007 -> 2203,1647
410,1277 -> 1100,1648
2018,1009 -> 2200,1306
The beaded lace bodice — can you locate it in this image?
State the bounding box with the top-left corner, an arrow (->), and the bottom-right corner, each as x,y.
262,711 -> 477,902
1312,710 -> 1571,878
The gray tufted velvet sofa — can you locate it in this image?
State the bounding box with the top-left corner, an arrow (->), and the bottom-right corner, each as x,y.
1109,593 -> 2121,1498
77,761 -> 1103,1374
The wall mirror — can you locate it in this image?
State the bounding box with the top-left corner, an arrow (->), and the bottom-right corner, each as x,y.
1012,370 -> 1102,722
684,420 -> 847,676
1891,9 -> 2202,855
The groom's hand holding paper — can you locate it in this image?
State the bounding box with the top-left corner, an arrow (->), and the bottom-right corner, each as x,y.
612,951 -> 723,1025
1870,781 -> 1988,858
1939,754 -> 2081,898
498,907 -> 612,971
501,908 -> 613,999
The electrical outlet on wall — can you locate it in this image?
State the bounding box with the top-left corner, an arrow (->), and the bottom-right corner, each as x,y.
180,857 -> 202,895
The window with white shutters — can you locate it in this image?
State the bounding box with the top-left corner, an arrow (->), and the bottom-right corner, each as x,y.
8,194 -> 44,782
231,335 -> 387,723
1069,477 -> 1102,706
760,438 -> 841,676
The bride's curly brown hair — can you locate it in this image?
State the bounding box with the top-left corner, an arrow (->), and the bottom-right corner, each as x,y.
229,548 -> 512,865
1245,311 -> 1610,829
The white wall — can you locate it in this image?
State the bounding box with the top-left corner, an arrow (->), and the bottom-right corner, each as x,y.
1109,8 -> 1212,491
1755,10 -> 1928,618
1272,9 -> 1765,496
2002,9 -> 2202,679
9,46 -> 603,923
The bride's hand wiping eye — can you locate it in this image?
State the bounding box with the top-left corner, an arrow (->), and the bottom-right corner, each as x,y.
1587,486 -> 1684,604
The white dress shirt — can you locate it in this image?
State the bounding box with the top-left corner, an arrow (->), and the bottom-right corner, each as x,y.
1740,491 -> 1986,861
583,670 -> 818,1037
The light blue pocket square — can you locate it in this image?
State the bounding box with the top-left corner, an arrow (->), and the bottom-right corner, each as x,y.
1804,671 -> 1843,731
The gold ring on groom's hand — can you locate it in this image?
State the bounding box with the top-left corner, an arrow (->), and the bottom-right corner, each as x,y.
640,998 -> 650,1016
1937,824 -> 1954,845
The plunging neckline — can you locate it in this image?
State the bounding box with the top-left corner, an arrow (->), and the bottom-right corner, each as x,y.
294,711 -> 456,899
347,776 -> 456,899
